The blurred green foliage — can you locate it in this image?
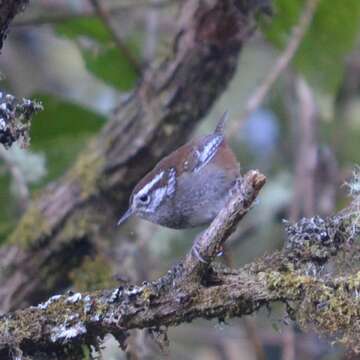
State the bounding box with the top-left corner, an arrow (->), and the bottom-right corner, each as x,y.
0,176 -> 14,240
56,17 -> 139,90
31,94 -> 105,183
262,0 -> 360,93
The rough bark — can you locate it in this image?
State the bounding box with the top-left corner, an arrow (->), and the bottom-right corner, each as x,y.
0,0 -> 260,312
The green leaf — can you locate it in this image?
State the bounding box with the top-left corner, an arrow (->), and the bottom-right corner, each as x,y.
56,17 -> 110,42
0,176 -> 17,243
30,94 -> 105,182
55,17 -> 139,90
261,0 -> 360,93
31,94 -> 105,141
82,44 -> 138,90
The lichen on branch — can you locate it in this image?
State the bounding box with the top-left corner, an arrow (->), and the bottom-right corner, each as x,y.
0,92 -> 43,149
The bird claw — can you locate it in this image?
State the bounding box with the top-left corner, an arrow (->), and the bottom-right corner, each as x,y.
191,242 -> 208,263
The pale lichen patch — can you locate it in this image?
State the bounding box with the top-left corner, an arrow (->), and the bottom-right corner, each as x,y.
37,294 -> 62,310
50,322 -> 87,343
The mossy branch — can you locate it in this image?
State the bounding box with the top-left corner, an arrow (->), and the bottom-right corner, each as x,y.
1,169 -> 360,358
0,170 -> 266,359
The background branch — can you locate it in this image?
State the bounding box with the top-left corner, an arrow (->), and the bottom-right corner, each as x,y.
0,0 -> 259,313
88,0 -> 142,75
13,0 -> 175,27
228,0 -> 320,135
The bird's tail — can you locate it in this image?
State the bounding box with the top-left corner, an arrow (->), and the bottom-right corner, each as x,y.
214,110 -> 229,134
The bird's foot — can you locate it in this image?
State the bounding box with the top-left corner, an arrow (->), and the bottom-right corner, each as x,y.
191,241 -> 208,263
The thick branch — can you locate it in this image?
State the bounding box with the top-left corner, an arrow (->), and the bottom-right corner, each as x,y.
2,169 -> 360,358
0,0 -> 260,312
1,168 -> 360,358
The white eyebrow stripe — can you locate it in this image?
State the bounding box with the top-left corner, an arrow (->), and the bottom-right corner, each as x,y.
167,168 -> 176,197
147,187 -> 167,212
194,135 -> 223,172
136,171 -> 164,197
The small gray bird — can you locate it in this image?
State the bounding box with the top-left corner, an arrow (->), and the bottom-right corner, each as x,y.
118,112 -> 240,229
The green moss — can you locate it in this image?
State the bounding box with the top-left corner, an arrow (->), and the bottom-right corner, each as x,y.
264,270 -> 311,299
67,141 -> 105,199
265,269 -> 360,350
7,140 -> 104,249
8,205 -> 51,248
346,271 -> 360,290
57,211 -> 94,244
81,344 -> 92,360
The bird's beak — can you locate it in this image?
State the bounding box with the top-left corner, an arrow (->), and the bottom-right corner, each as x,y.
117,208 -> 134,226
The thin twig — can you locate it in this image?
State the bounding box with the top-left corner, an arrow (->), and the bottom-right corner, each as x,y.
284,76 -> 318,360
143,0 -> 161,63
183,170 -> 266,277
222,228 -> 265,360
228,0 -> 320,135
14,1 -> 175,27
12,0 -> 176,27
88,0 -> 142,75
290,76 -> 318,221
243,317 -> 266,360
282,328 -> 296,360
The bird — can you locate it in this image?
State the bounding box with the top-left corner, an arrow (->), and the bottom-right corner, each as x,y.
117,111 -> 241,229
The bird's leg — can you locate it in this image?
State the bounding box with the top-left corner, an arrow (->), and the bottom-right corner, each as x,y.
191,233 -> 208,263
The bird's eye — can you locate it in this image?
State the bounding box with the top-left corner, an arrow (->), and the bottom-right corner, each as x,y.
139,194 -> 150,204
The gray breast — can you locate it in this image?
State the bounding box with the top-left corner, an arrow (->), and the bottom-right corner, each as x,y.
171,164 -> 237,227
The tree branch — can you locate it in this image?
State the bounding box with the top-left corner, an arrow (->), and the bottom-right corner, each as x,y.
2,169 -> 360,358
183,171 -> 266,277
228,0 -> 320,135
88,0 -> 142,75
0,0 -> 261,312
14,0 -> 175,27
